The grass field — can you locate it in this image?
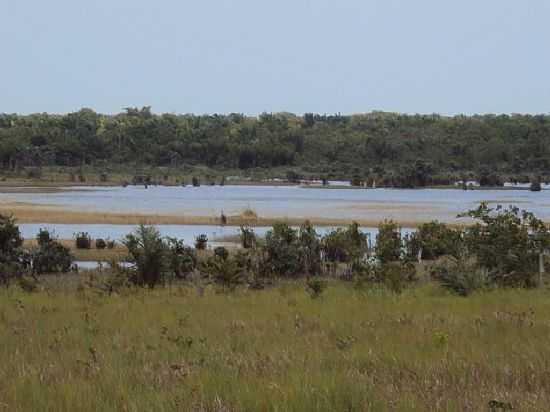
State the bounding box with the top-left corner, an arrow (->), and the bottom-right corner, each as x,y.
1,279 -> 549,411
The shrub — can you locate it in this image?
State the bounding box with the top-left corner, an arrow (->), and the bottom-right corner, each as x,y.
123,225 -> 168,288
305,277 -> 328,299
239,224 -> 256,249
192,176 -> 200,187
95,238 -> 107,249
214,246 -> 229,260
530,179 -> 542,192
0,214 -> 26,284
203,256 -> 243,292
99,172 -> 108,182
376,220 -> 402,263
194,234 -> 208,250
404,221 -> 461,260
263,223 -> 301,277
36,228 -> 51,246
31,240 -> 73,274
322,222 -> 366,263
460,203 -> 550,287
298,221 -> 322,276
431,255 -> 489,296
106,239 -> 116,249
166,237 -> 196,279
75,232 -> 92,249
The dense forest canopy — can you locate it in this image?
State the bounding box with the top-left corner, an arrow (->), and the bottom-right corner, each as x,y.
1,107 -> 549,186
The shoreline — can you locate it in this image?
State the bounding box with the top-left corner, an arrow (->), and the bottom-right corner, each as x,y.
0,201 -> 474,228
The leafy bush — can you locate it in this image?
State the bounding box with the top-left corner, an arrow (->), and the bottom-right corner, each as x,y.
106,239 -> 116,249
0,214 -> 26,284
75,232 -> 92,249
36,228 -> 52,246
95,238 -> 107,249
263,223 -> 301,277
322,222 -> 366,263
214,246 -> 229,260
192,176 -> 200,187
376,220 -> 401,263
31,240 -> 73,274
404,221 -> 461,260
203,256 -> 244,292
194,234 -> 208,250
431,255 -> 489,296
305,277 -> 328,299
123,225 -> 168,288
298,221 -> 322,276
166,238 -> 197,279
460,203 -> 550,287
239,224 -> 256,249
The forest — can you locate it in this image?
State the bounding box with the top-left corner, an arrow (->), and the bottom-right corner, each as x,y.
1,107 -> 550,186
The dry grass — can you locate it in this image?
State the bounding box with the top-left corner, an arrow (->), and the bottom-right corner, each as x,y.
22,239 -> 127,261
0,202 -> 476,228
1,281 -> 550,411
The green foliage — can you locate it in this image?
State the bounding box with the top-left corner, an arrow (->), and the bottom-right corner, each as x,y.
322,222 -> 366,263
263,223 -> 301,277
166,238 -> 196,279
460,203 -> 550,287
305,277 -> 328,299
36,228 -> 51,246
431,255 -> 489,296
31,239 -> 73,274
239,224 -> 256,249
95,238 -> 107,249
376,220 -> 401,263
0,214 -> 26,284
123,225 -> 168,288
404,221 -> 461,260
4,110 -> 550,180
75,232 -> 92,249
194,234 -> 208,250
214,246 -> 229,260
0,214 -> 23,255
203,256 -> 244,291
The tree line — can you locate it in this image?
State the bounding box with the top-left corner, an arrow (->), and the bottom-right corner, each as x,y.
1,107 -> 550,185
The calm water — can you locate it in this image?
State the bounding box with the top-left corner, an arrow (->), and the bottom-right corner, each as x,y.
3,184 -> 550,222
18,223 -> 401,246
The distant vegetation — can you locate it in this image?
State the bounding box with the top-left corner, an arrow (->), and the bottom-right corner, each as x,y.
1,107 -> 550,185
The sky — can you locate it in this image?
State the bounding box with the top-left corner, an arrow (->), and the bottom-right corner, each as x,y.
1,0 -> 549,115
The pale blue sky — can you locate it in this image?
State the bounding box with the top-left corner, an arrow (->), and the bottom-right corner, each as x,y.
1,0 -> 549,115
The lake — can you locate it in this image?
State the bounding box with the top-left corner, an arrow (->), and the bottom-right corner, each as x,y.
3,184 -> 550,223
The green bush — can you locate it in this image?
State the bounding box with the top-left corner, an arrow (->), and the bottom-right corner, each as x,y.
123,225 -> 168,288
239,224 -> 256,249
166,237 -> 197,279
460,203 -> 550,287
75,232 -> 92,249
431,255 -> 489,296
36,228 -> 52,246
376,220 -> 401,263
31,240 -> 73,274
203,256 -> 244,292
404,221 -> 461,260
194,234 -> 208,250
322,222 -> 366,263
305,277 -> 328,299
95,238 -> 107,249
214,246 -> 229,260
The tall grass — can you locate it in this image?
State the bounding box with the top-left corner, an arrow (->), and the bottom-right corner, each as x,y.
1,282 -> 549,411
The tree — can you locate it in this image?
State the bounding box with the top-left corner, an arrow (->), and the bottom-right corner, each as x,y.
123,225 -> 167,288
460,203 -> 550,287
